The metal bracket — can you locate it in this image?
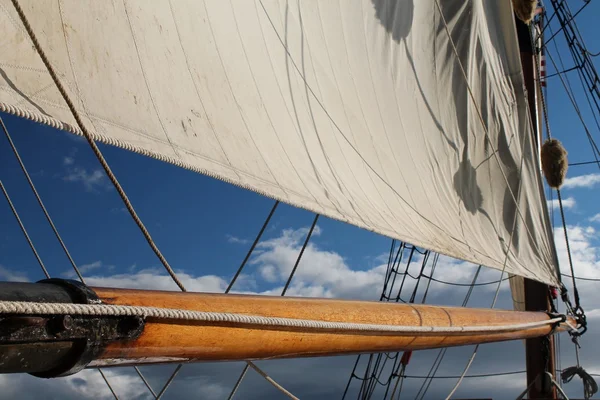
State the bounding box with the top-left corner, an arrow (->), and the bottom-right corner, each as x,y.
0,279 -> 146,377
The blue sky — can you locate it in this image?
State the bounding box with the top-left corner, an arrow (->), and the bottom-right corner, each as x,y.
2,1 -> 600,399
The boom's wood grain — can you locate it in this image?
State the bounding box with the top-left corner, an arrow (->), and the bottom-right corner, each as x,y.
87,288 -> 573,367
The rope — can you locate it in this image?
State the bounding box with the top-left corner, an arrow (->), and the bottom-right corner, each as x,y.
225,201 -> 279,293
562,366 -> 599,399
247,362 -> 299,400
0,181 -> 50,279
0,300 -> 567,335
9,0 -> 186,292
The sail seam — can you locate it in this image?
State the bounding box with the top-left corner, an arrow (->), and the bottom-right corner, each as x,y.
0,300 -> 571,335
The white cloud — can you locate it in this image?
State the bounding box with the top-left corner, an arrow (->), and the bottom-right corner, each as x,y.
63,167 -> 110,192
63,156 -> 75,165
562,173 -> 600,189
547,197 -> 576,210
62,261 -> 113,279
226,234 -> 250,245
589,213 -> 600,223
0,265 -> 30,282
84,268 -> 229,293
0,369 -> 150,399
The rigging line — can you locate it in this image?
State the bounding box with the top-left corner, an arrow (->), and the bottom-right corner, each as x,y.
403,370 -> 526,379
416,265 -> 483,400
388,364 -> 406,400
247,361 -> 299,400
0,116 -> 83,283
545,30 -> 600,162
556,189 -> 580,308
569,160 -> 600,167
368,252 -> 432,398
229,215 -> 318,399
342,240 -> 405,400
549,1 -> 600,135
134,367 -> 157,399
1,117 -> 117,398
281,214 -> 320,296
423,272 -> 512,287
542,0 -> 590,46
562,273 -> 600,282
9,0 -> 186,292
98,369 -> 120,400
227,365 -> 249,400
360,251 -> 431,399
419,253 -> 439,304
155,364 -> 182,400
545,65 -> 580,79
0,180 -> 50,279
225,200 -> 280,293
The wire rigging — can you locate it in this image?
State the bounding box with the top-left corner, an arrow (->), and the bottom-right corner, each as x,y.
228,214 -> 318,399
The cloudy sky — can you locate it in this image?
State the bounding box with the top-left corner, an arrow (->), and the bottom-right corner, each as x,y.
2,1 -> 600,399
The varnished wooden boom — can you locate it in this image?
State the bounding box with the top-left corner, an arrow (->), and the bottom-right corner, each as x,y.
87,287 -> 573,368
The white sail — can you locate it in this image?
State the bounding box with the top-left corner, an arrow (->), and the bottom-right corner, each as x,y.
0,0 -> 559,285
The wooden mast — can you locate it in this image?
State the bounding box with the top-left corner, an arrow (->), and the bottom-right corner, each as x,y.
519,11 -> 558,399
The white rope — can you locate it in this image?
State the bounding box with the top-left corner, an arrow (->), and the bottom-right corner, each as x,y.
0,300 -> 568,336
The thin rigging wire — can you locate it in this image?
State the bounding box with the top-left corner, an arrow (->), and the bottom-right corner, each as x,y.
1,116 -> 84,282
156,364 -> 182,400
226,201 -> 280,293
98,369 -> 120,400
415,266 -> 482,400
228,215 -> 318,399
134,367 -> 157,399
0,180 -> 50,279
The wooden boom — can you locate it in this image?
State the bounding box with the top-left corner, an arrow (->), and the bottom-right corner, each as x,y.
87,286 -> 574,368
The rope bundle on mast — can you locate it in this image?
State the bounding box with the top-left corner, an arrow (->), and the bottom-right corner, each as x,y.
512,0 -> 539,24
541,138 -> 569,189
